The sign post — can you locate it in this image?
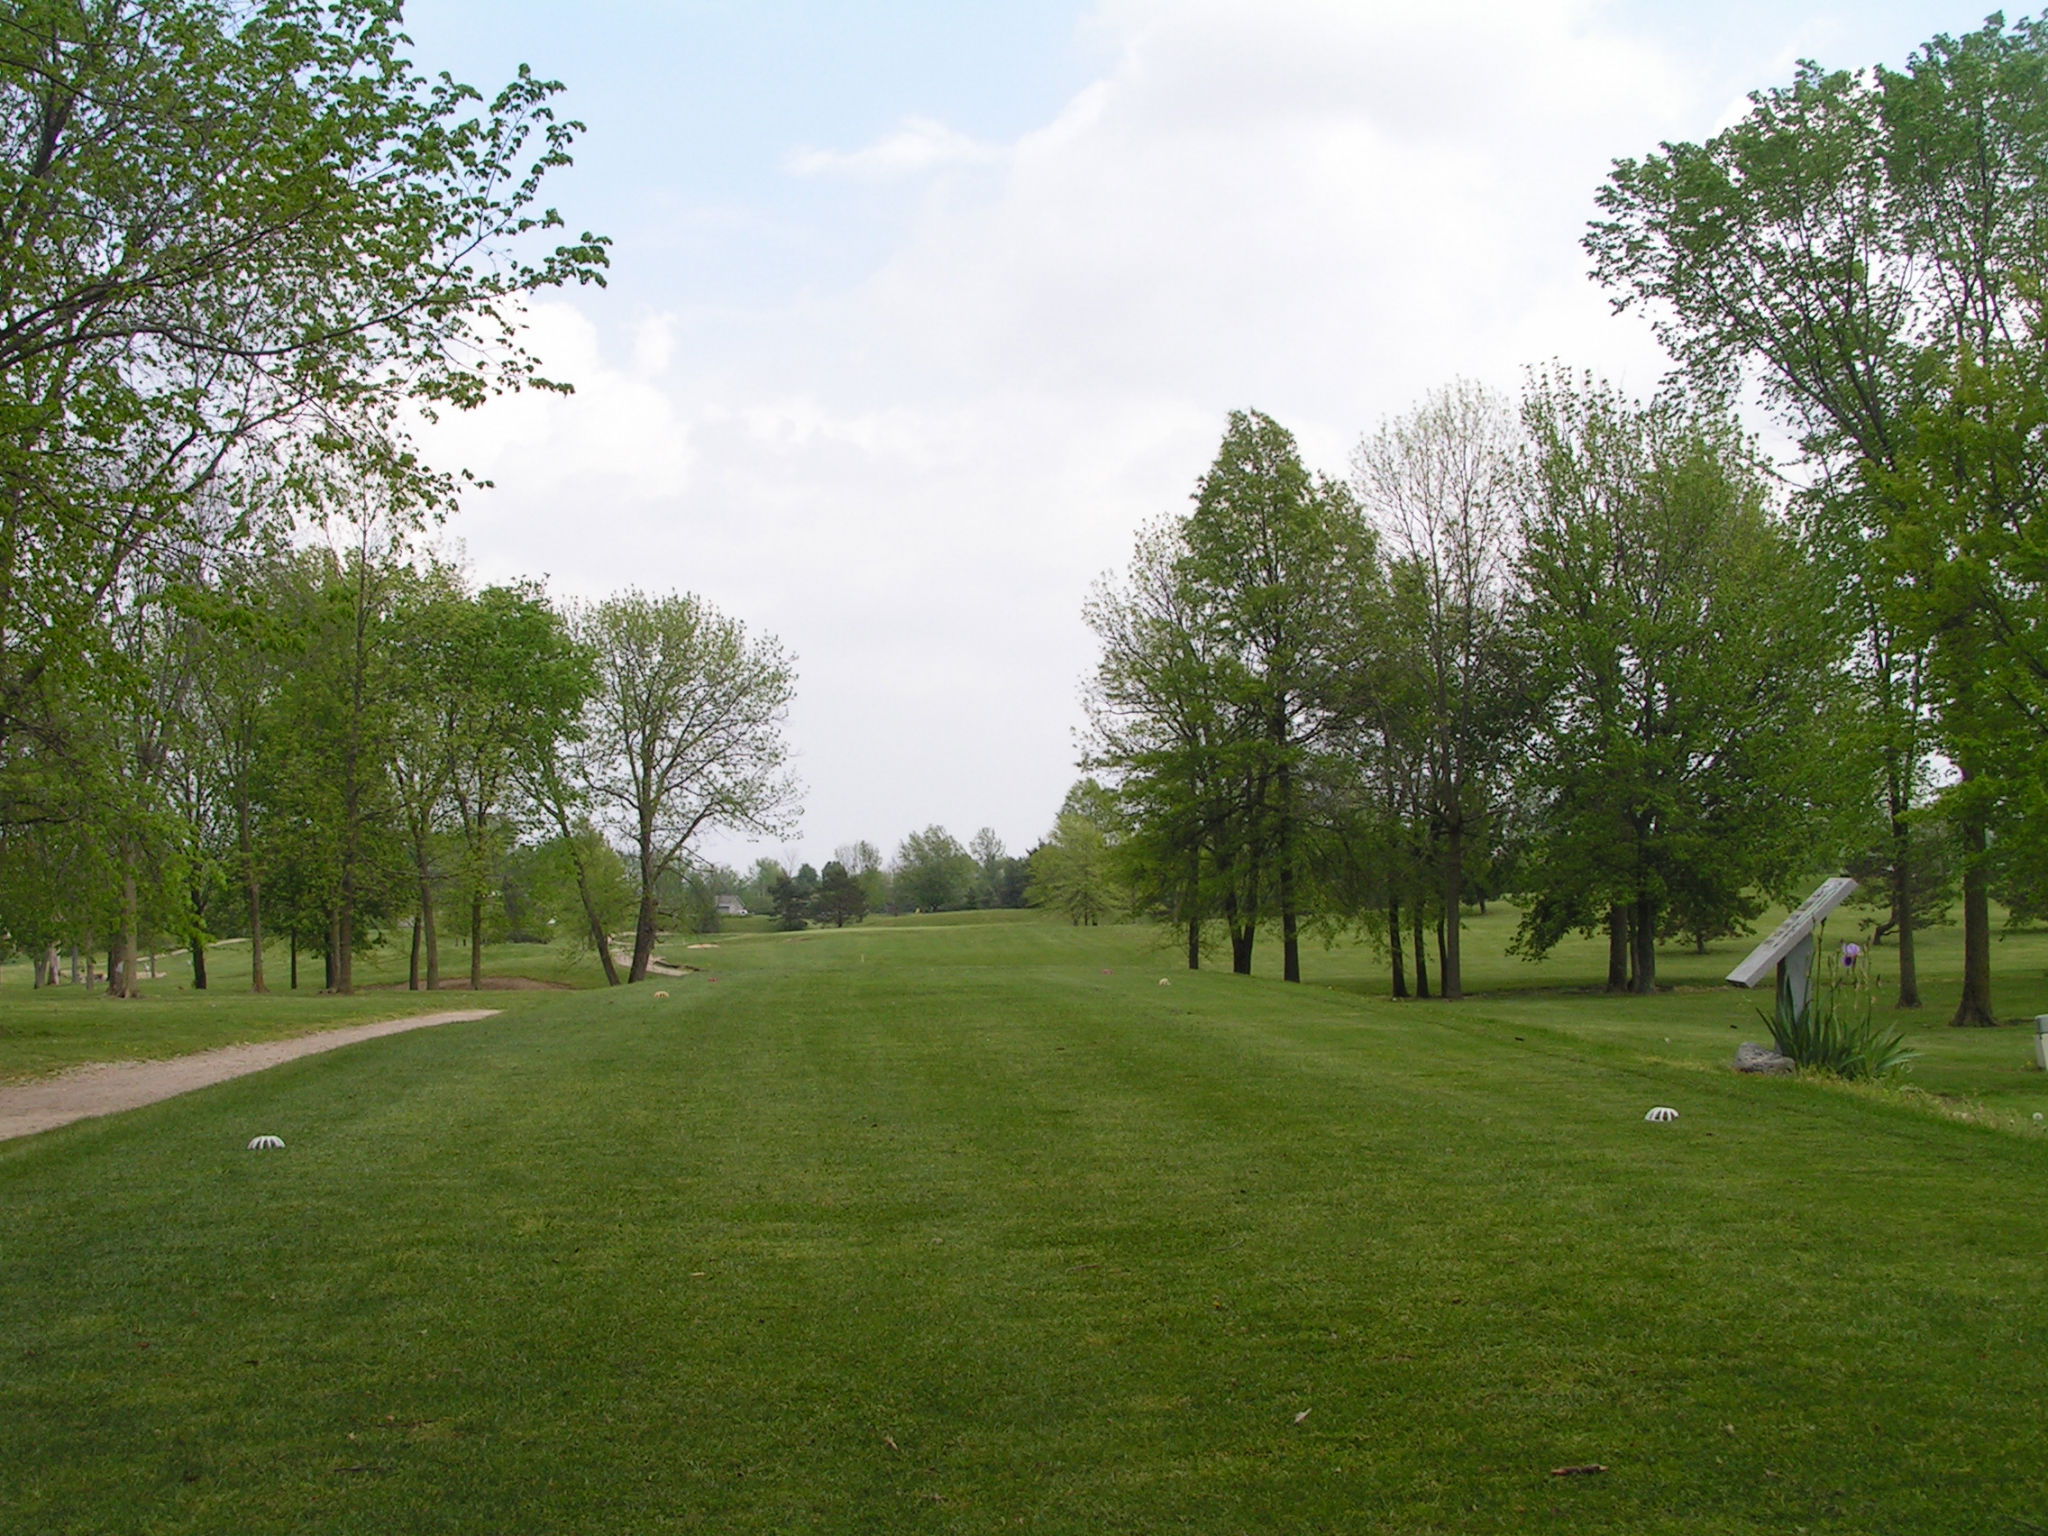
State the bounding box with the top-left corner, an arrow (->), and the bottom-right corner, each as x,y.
1725,877 -> 1862,1022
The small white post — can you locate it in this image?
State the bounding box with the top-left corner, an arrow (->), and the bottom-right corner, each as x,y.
1776,932 -> 1816,1025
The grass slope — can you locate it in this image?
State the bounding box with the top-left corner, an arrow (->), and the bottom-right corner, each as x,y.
4,916 -> 2048,1531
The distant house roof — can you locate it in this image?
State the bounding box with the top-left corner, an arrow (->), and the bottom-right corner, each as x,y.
714,894 -> 748,916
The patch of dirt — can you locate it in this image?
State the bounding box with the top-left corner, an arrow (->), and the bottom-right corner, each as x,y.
0,1008 -> 500,1142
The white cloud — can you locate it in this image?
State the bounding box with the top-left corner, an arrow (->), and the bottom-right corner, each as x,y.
420,0 -> 1766,868
785,116 -> 1007,179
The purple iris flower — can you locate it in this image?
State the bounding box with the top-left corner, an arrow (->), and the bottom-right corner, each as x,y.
1842,942 -> 1863,968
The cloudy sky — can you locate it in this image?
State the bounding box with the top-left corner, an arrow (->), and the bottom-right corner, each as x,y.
400,0 -> 1983,872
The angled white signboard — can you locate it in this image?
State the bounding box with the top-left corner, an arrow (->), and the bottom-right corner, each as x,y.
1726,876 -> 1862,989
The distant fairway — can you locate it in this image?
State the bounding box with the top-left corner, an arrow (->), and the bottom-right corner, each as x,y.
6,913 -> 2048,1532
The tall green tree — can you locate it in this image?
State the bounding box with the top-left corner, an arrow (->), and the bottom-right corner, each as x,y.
581,591 -> 798,983
1351,382 -> 1524,1000
1088,416 -> 1379,981
1028,807 -> 1115,927
833,840 -> 889,916
813,860 -> 867,927
1314,550 -> 1438,999
187,555 -> 294,992
97,579 -> 190,996
517,743 -> 624,986
442,583 -> 591,991
385,566 -> 465,990
1512,374 -> 1846,992
1177,410 -> 1377,981
892,826 -> 977,912
261,527 -> 410,994
0,0 -> 606,789
1085,519 -> 1238,969
1588,14 -> 2048,1023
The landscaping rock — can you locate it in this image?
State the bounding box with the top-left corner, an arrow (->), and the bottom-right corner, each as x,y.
1734,1042 -> 1795,1075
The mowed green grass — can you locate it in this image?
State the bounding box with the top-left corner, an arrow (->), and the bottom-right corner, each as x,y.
5,914 -> 2048,1532
0,937 -> 602,1082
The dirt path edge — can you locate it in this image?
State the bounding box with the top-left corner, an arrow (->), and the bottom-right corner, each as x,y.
0,1009 -> 501,1143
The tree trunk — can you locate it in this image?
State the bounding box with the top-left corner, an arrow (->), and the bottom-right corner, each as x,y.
1893,831 -> 1921,1010
1277,759 -> 1301,983
1279,861 -> 1301,984
337,564 -> 369,998
470,889 -> 485,992
336,886 -> 354,995
241,795 -> 266,993
409,909 -> 423,990
1952,809 -> 1995,1026
630,884 -> 659,983
43,943 -> 57,987
190,937 -> 208,990
290,928 -> 298,990
1441,822 -> 1463,999
1389,897 -> 1407,998
1606,906 -> 1629,993
117,854 -> 140,998
1630,892 -> 1657,995
324,910 -> 339,993
546,800 -> 620,987
573,854 -> 620,987
423,879 -> 440,990
1411,899 -> 1430,999
1220,889 -> 1254,974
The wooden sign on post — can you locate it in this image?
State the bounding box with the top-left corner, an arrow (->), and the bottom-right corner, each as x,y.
1720,876 -> 1867,999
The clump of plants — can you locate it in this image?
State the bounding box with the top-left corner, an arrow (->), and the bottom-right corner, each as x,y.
1766,937 -> 1917,1081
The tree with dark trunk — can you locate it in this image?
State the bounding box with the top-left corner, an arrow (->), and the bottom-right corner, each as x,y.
1589,15 -> 2048,1026
1353,382 -> 1523,1000
581,592 -> 798,984
1511,374 -> 1845,984
443,583 -> 591,992
1177,410 -> 1377,984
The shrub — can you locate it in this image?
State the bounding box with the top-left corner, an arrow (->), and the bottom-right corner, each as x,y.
1765,939 -> 1916,1081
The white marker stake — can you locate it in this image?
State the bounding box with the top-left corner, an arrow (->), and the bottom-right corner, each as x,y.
1725,876 -> 1861,1026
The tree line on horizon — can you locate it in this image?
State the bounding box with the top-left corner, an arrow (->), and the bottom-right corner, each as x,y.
737,827 -> 1036,931
1073,15 -> 2048,1026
